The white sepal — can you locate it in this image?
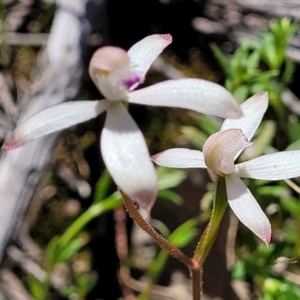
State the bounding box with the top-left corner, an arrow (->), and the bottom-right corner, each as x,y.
128,79 -> 243,119
152,148 -> 206,168
221,92 -> 268,141
3,100 -> 109,149
226,174 -> 271,245
101,102 -> 158,210
235,151 -> 300,180
127,34 -> 172,79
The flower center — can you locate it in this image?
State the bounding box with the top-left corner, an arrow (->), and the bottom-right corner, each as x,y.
203,129 -> 252,176
89,46 -> 142,101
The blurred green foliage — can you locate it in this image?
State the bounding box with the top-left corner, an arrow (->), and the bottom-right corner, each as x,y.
23,15 -> 300,300
28,177 -> 122,299
212,18 -> 297,124
211,18 -> 300,299
26,165 -> 188,299
177,17 -> 300,300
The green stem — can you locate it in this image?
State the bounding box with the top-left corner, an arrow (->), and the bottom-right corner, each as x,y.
188,176 -> 228,300
193,176 -> 228,266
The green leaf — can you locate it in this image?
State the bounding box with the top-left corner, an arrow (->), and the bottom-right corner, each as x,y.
257,185 -> 290,199
168,218 -> 198,248
27,275 -> 47,300
231,260 -> 246,280
211,43 -> 232,77
280,197 -> 300,217
263,277 -> 300,298
248,70 -> 278,83
152,219 -> 170,237
181,126 -> 207,148
79,273 -> 98,295
72,271 -> 98,295
158,189 -> 182,205
285,139 -> 300,151
287,115 -> 300,142
57,194 -> 122,249
157,167 -> 186,190
239,120 -> 276,160
230,46 -> 249,76
45,236 -> 60,271
232,85 -> 250,102
55,238 -> 85,263
246,48 -> 261,74
282,57 -> 295,85
250,82 -> 270,95
260,32 -> 278,69
94,170 -> 112,203
60,286 -> 77,297
195,115 -> 220,136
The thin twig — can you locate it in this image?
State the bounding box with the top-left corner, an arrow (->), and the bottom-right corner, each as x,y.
114,206 -> 136,300
0,72 -> 17,118
7,246 -> 47,282
191,269 -> 201,300
0,268 -> 32,300
2,33 -> 48,46
121,191 -> 195,270
285,179 -> 300,194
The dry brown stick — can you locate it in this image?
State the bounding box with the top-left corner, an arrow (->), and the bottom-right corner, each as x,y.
2,33 -> 48,46
0,268 -> 33,300
0,0 -> 103,263
114,206 -> 136,300
0,73 -> 17,118
7,246 -> 47,282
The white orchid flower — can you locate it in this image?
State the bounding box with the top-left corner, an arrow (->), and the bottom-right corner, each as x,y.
3,34 -> 242,210
152,92 -> 300,244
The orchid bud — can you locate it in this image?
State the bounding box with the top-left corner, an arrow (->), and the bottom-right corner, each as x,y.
203,129 -> 252,176
89,46 -> 142,101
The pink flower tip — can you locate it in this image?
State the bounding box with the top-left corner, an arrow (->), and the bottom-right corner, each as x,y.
264,234 -> 271,246
257,226 -> 271,246
151,152 -> 162,162
160,34 -> 173,44
2,138 -> 25,150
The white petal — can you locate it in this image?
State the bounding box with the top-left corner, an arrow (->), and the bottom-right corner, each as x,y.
226,174 -> 271,245
221,92 -> 268,140
127,34 -> 172,79
152,148 -> 206,168
3,100 -> 109,149
101,103 -> 158,210
128,79 -> 243,118
235,151 -> 300,180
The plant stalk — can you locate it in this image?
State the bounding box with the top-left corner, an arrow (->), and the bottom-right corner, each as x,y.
193,176 -> 227,264
121,191 -> 194,269
191,176 -> 228,299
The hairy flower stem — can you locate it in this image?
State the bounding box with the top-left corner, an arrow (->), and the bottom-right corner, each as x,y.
121,191 -> 194,269
191,176 -> 228,299
121,179 -> 227,300
191,268 -> 202,300
193,176 -> 227,264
